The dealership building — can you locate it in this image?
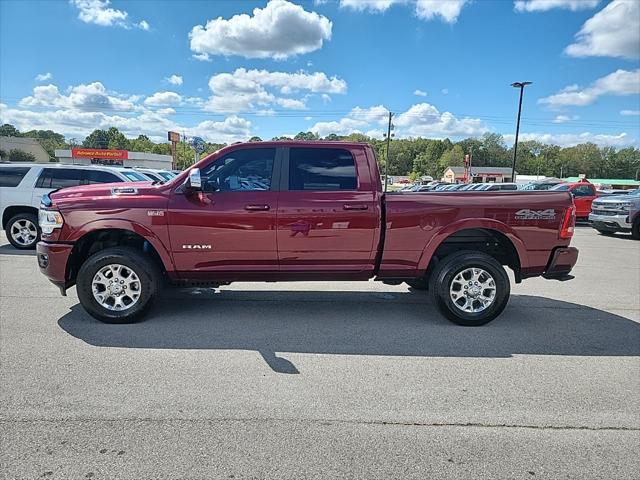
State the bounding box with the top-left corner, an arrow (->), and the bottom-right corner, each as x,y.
443,166 -> 517,183
55,148 -> 173,169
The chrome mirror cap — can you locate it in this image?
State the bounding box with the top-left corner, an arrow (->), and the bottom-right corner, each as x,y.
187,168 -> 202,190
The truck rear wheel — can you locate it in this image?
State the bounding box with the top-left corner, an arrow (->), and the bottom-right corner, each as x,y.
429,251 -> 510,326
76,247 -> 160,324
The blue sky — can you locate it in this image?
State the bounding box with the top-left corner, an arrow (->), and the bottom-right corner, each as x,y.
1,0 -> 639,147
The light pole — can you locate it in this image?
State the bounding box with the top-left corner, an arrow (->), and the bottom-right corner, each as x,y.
383,111 -> 394,192
510,81 -> 532,182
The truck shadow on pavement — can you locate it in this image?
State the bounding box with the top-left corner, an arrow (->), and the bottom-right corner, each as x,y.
0,244 -> 36,256
57,290 -> 640,374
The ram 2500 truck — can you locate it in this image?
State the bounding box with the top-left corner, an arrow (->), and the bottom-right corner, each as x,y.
36,141 -> 578,326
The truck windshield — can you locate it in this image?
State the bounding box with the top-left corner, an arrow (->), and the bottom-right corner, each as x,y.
122,171 -> 148,182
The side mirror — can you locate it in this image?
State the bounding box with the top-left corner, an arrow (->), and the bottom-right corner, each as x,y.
185,168 -> 202,191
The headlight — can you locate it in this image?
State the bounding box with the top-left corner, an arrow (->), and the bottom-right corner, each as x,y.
614,202 -> 633,211
38,209 -> 64,234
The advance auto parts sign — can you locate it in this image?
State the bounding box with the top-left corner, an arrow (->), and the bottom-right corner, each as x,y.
71,148 -> 129,160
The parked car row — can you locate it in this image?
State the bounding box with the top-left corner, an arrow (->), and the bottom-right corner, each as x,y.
0,163 -> 176,249
400,181 -> 519,192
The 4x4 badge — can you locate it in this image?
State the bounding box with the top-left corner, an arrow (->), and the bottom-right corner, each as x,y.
515,209 -> 556,220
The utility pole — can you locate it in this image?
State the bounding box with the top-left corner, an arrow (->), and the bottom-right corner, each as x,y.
510,81 -> 532,182
383,111 -> 394,192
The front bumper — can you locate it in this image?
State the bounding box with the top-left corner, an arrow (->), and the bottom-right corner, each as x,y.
36,241 -> 73,295
588,212 -> 631,232
542,246 -> 579,280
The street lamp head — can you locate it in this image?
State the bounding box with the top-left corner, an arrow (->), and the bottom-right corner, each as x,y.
511,81 -> 533,88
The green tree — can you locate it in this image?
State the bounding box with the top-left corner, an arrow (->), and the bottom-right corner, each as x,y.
248,136 -> 263,142
437,145 -> 465,175
82,129 -> 110,148
0,149 -> 6,160
293,131 -> 319,141
0,124 -> 21,137
107,127 -> 129,150
129,134 -> 155,152
7,149 -> 36,162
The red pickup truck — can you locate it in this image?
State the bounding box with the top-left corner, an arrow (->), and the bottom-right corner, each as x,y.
36,141 -> 578,326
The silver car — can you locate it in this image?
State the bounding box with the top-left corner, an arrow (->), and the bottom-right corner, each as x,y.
589,189 -> 640,239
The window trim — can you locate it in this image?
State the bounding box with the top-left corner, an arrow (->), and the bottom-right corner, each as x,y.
0,166 -> 31,188
35,167 -> 86,189
199,146 -> 282,194
281,146 -> 359,192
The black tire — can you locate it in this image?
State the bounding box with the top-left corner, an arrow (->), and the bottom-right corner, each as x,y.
5,213 -> 40,249
76,247 -> 161,324
595,229 -> 615,236
632,218 -> 640,240
429,251 -> 510,326
406,278 -> 428,290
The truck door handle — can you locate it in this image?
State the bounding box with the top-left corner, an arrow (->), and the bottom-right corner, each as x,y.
343,204 -> 368,211
245,204 -> 270,211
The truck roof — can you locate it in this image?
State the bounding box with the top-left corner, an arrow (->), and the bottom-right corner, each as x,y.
224,140 -> 372,149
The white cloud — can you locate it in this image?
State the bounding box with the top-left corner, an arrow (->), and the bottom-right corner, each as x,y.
414,89 -> 427,97
514,0 -> 599,13
1,80 -> 253,144
340,0 -> 469,23
504,131 -> 635,148
166,74 -> 183,86
441,88 -> 449,94
539,69 -> 640,108
204,68 -> 347,113
620,109 -> 640,116
19,82 -> 137,111
144,91 -> 182,106
310,117 -> 369,137
35,72 -> 53,82
552,114 -> 579,123
415,0 -> 469,23
189,0 -> 332,60
395,103 -> 488,137
70,0 -> 149,30
310,105 -> 389,137
565,0 -> 640,59
186,116 -> 253,144
311,102 -> 485,138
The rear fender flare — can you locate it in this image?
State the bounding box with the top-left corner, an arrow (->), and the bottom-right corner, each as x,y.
416,219 -> 528,272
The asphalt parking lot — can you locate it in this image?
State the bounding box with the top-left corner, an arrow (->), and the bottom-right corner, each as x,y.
1,226 -> 639,479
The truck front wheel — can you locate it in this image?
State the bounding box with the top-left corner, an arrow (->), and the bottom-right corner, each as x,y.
429,251 -> 510,326
76,247 -> 160,324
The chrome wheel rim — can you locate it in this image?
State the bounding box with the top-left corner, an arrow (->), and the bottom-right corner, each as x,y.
91,264 -> 141,311
449,267 -> 496,313
10,219 -> 37,246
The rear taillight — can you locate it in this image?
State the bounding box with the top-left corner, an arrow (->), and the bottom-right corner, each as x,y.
559,205 -> 576,239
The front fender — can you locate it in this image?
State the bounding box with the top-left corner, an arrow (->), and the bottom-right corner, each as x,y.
416,218 -> 529,272
67,219 -> 175,272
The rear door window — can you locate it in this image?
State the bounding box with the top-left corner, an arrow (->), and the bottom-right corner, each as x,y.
36,168 -> 84,189
288,148 -> 357,191
85,170 -> 122,184
0,167 -> 30,187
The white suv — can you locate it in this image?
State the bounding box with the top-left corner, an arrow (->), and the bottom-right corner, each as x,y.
0,163 -> 149,249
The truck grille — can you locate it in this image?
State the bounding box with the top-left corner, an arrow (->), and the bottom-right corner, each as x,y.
592,209 -> 620,216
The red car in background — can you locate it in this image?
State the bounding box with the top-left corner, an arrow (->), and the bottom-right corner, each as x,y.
550,180 -> 597,219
